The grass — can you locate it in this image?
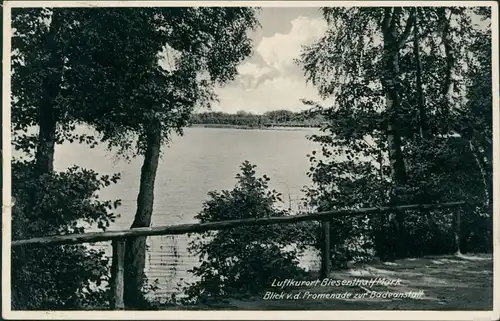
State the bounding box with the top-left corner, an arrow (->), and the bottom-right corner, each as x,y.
168,253 -> 493,310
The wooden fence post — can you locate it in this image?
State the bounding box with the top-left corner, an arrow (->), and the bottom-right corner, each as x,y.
453,209 -> 461,255
110,239 -> 126,310
320,220 -> 331,279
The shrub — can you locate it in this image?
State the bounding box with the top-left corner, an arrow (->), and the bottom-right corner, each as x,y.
183,161 -> 307,304
11,160 -> 121,309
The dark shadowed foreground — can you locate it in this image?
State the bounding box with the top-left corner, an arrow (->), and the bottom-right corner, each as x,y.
161,253 -> 492,310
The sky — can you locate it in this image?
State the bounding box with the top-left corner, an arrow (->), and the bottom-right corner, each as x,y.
202,7 -> 490,115
209,7 -> 327,115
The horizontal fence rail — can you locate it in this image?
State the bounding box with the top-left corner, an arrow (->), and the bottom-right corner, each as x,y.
10,201 -> 467,310
11,201 -> 465,248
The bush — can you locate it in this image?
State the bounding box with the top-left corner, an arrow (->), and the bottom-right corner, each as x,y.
183,161 -> 307,304
11,160 -> 121,309
303,146 -> 387,266
403,136 -> 492,254
303,133 -> 492,266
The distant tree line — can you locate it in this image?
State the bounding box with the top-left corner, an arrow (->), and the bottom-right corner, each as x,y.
189,109 -> 326,128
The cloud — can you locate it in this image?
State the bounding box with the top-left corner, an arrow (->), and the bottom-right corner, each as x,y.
256,16 -> 327,71
214,76 -> 322,114
209,15 -> 327,114
236,62 -> 274,87
237,62 -> 272,78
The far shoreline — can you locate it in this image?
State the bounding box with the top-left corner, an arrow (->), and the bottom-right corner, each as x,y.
188,123 -> 322,131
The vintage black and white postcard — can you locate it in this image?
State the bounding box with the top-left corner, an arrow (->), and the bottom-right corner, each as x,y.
2,1 -> 499,320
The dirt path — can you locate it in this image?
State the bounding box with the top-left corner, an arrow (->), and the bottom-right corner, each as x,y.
208,253 -> 493,310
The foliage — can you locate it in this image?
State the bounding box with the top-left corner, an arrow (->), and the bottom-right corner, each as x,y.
189,110 -> 326,128
10,6 -> 262,309
11,160 -> 121,309
297,7 -> 492,263
11,7 -> 261,157
69,7 -> 262,155
183,161 -> 307,304
10,7 -> 132,309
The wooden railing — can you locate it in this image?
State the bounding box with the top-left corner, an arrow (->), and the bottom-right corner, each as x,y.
11,201 -> 465,310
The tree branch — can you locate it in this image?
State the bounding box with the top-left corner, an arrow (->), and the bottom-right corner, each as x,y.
438,8 -> 454,132
412,10 -> 428,139
390,7 -> 402,33
397,8 -> 416,49
440,9 -> 454,98
382,7 -> 393,33
399,27 -> 436,47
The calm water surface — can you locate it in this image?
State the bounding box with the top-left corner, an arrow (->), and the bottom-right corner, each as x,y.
55,127 -> 321,228
54,127 -> 323,299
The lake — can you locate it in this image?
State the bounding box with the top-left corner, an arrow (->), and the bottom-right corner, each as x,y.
54,127 -> 323,300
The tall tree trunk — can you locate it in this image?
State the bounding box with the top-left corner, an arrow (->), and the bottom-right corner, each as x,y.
124,119 -> 162,308
14,11 -> 64,309
381,8 -> 413,259
438,8 -> 454,134
469,141 -> 490,209
35,105 -> 57,175
382,8 -> 411,187
34,10 -> 64,177
412,13 -> 429,139
469,140 -> 493,251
